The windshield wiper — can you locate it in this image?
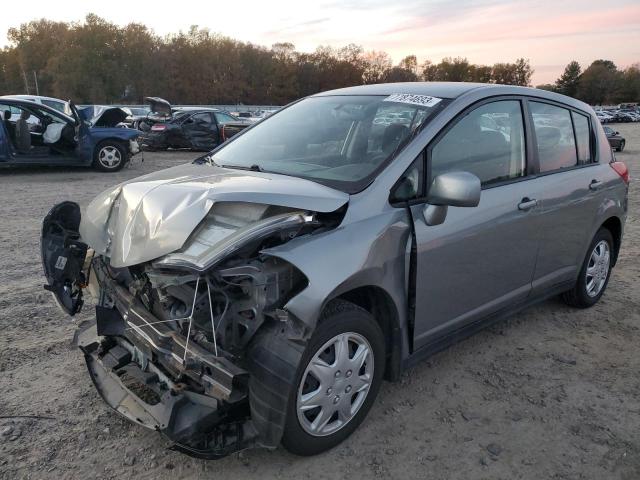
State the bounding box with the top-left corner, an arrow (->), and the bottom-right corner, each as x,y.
220,163 -> 263,172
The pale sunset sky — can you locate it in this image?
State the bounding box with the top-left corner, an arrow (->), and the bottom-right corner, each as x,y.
2,0 -> 639,85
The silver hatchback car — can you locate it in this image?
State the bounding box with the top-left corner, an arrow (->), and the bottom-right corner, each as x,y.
41,82 -> 628,458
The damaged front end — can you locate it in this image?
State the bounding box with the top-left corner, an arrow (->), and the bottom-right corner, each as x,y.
42,190 -> 345,458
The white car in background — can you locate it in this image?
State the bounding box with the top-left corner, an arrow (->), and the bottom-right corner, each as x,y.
0,95 -> 71,115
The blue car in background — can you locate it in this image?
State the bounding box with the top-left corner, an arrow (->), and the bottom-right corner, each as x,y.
0,98 -> 141,171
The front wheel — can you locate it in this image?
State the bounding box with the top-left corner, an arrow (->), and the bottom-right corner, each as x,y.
93,141 -> 126,172
281,300 -> 385,456
562,228 -> 614,308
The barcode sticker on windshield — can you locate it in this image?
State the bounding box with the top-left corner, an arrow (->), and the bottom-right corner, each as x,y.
383,94 -> 442,108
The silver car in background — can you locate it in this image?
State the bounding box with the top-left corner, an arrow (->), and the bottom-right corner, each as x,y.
41,82 -> 628,458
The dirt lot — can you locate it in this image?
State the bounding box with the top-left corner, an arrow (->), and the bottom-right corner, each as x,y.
1,125 -> 639,480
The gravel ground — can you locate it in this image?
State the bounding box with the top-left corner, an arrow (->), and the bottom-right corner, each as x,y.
1,125 -> 639,480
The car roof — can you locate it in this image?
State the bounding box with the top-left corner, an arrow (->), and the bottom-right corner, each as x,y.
312,82 -> 489,99
0,94 -> 68,103
174,107 -> 221,112
312,81 -> 593,113
0,97 -> 75,122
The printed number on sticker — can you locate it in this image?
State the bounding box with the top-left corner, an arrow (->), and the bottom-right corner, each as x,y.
383,94 -> 442,108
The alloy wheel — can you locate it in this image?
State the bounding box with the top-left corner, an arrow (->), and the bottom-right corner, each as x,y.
98,146 -> 122,168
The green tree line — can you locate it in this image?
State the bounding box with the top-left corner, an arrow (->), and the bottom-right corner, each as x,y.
537,60 -> 640,105
0,15 -> 636,105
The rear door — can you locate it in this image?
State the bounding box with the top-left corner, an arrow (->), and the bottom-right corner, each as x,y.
527,100 -> 607,294
410,98 -> 545,349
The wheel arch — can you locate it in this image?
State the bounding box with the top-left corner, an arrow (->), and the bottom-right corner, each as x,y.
601,216 -> 623,266
95,137 -> 128,151
330,285 -> 403,382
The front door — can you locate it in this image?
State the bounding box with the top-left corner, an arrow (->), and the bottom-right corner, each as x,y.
410,99 -> 542,349
182,112 -> 218,150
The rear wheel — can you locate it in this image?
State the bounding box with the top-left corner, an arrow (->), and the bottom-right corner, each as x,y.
281,300 -> 385,456
562,228 -> 613,308
617,140 -> 625,152
93,141 -> 126,172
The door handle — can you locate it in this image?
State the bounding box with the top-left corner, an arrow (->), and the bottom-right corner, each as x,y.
518,197 -> 538,211
589,179 -> 603,191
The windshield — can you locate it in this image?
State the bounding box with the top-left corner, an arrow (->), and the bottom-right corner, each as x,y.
211,95 -> 448,193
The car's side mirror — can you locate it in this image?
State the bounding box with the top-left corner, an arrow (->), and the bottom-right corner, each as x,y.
423,171 -> 481,226
615,131 -> 620,135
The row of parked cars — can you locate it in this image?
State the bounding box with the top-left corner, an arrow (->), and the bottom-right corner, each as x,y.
595,107 -> 640,124
0,95 -> 278,171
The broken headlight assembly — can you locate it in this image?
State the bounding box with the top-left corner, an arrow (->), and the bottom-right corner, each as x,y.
152,201 -> 315,272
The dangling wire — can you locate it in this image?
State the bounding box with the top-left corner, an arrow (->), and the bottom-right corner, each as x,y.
182,277 -> 200,365
206,281 -> 219,357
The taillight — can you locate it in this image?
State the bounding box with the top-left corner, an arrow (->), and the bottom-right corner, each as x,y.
610,161 -> 629,184
151,124 -> 167,131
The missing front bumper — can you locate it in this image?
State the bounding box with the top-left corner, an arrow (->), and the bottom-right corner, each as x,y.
75,323 -> 257,459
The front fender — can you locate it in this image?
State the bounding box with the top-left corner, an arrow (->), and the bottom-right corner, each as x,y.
263,208 -> 411,333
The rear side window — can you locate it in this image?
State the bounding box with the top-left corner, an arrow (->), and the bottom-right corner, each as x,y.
571,112 -> 592,163
430,100 -> 526,187
530,102 -> 577,172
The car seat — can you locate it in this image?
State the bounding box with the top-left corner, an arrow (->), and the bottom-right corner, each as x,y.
15,112 -> 32,153
3,110 -> 16,144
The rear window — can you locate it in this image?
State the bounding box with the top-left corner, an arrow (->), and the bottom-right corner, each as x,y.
571,111 -> 592,163
530,102 -> 577,173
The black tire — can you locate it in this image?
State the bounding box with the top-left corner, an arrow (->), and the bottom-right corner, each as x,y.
93,140 -> 127,172
562,228 -> 614,308
281,300 -> 385,456
618,140 -> 625,152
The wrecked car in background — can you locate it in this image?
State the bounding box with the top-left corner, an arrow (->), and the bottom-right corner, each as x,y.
138,97 -> 251,151
41,82 -> 627,459
0,98 -> 140,171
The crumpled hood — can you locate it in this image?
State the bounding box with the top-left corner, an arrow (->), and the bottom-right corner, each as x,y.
79,163 -> 349,268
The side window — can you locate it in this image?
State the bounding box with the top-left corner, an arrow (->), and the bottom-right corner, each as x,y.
530,102 -> 577,172
571,111 -> 592,164
215,112 -> 237,123
430,100 -> 526,186
190,113 -> 213,126
42,100 -> 64,113
390,153 -> 424,203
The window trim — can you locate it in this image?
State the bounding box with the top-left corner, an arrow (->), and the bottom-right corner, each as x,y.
571,110 -> 594,165
389,151 -> 426,206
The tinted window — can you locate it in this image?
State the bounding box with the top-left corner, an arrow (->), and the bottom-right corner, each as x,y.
571,112 -> 591,163
190,113 -> 213,126
530,102 -> 577,172
431,100 -> 526,186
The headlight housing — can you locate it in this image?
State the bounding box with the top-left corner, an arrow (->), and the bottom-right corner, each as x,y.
153,202 -> 313,271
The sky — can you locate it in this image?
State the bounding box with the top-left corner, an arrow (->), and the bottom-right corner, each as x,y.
1,0 -> 639,85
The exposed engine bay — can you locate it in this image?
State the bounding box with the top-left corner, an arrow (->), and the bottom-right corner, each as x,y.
41,197 -> 345,458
